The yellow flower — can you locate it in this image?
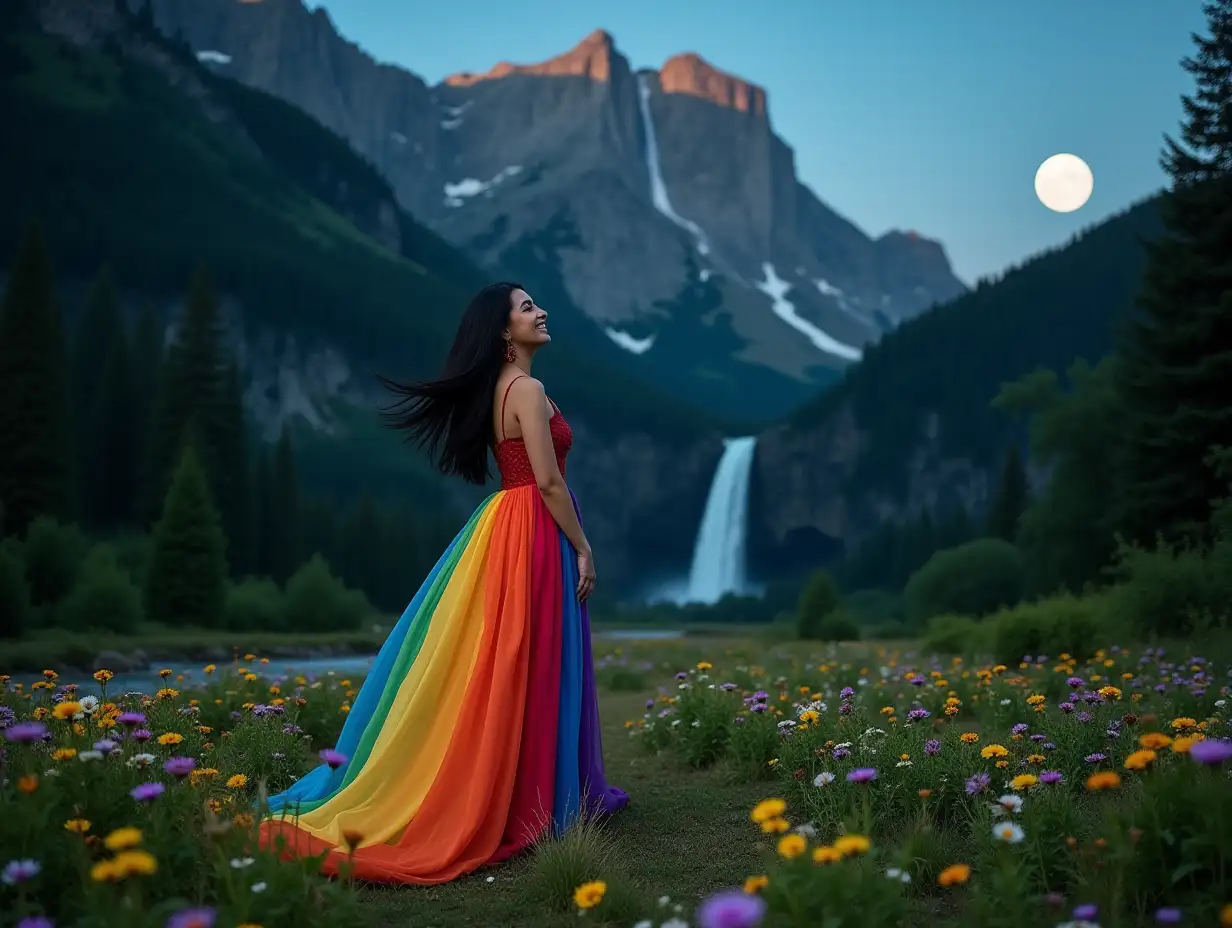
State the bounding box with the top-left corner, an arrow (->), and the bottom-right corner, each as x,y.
93,669 -> 114,684
226,773 -> 249,789
1026,694 -> 1045,705
743,875 -> 769,893
960,732 -> 980,744
110,849 -> 158,879
1085,771 -> 1122,791
104,827 -> 143,851
938,863 -> 971,887
52,701 -> 82,720
833,834 -> 871,857
52,748 -> 77,761
760,816 -> 790,834
573,880 -> 606,910
776,834 -> 807,859
980,744 -> 1008,759
1098,686 -> 1122,701
1009,774 -> 1038,791
203,664 -> 216,674
1170,717 -> 1197,731
156,688 -> 179,700
1124,749 -> 1156,771
750,798 -> 787,823
1138,732 -> 1172,750
697,661 -> 712,671
1171,736 -> 1200,754
157,732 -> 184,746
64,818 -> 91,833
811,845 -> 842,864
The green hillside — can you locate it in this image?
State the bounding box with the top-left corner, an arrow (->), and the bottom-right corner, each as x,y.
790,196 -> 1165,495
0,11 -> 722,454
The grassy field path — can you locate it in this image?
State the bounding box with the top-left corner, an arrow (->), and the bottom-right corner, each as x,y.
362,689 -> 772,927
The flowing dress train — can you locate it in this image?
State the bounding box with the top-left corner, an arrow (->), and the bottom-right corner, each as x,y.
257,392 -> 628,884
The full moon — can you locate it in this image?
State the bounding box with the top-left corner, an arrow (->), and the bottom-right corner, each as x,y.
1034,153 -> 1094,213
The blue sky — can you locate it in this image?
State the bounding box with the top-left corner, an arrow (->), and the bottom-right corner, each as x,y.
314,0 -> 1206,284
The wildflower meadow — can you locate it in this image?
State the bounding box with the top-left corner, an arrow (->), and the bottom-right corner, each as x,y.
3,640 -> 1231,928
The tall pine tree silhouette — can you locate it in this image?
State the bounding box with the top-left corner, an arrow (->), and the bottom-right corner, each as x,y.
74,267 -> 127,528
1115,1 -> 1232,545
986,444 -> 1029,542
0,224 -> 74,534
92,327 -> 140,528
146,442 -> 228,627
268,422 -> 302,584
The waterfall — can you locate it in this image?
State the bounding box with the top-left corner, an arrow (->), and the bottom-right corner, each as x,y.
635,73 -> 710,256
681,436 -> 758,605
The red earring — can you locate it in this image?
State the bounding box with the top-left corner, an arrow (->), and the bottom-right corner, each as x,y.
504,338 -> 516,363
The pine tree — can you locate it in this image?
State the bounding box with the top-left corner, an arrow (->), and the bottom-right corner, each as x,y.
0,224 -> 74,534
215,361 -> 252,575
131,302 -> 164,468
1114,0 -> 1232,545
986,444 -> 1029,542
268,422 -> 302,584
253,443 -> 274,578
141,266 -> 228,526
145,442 -> 228,627
91,326 -> 140,528
74,268 -> 128,528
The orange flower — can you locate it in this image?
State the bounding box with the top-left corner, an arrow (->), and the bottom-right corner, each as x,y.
938,863 -> 971,887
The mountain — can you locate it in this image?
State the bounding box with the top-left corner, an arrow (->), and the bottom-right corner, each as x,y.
1,0 -> 729,586
747,196 -> 1165,578
130,0 -> 967,419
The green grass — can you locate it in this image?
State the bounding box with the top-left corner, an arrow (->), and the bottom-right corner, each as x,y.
360,688 -> 772,927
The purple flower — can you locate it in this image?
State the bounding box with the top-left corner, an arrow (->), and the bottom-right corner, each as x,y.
1189,738 -> 1232,766
696,889 -> 767,928
838,704 -> 852,715
839,687 -> 855,699
847,767 -> 878,783
1059,702 -> 1075,713
832,747 -> 850,760
965,772 -> 991,795
1073,904 -> 1098,920
1084,752 -> 1108,764
1040,770 -> 1064,784
4,721 -> 48,743
117,712 -> 146,727
1155,908 -> 1182,924
281,723 -> 304,735
907,708 -> 931,722
164,756 -> 197,778
130,782 -> 165,802
1011,723 -> 1029,735
93,739 -> 118,754
1076,712 -> 1093,724
166,908 -> 216,928
1,859 -> 41,885
17,917 -> 55,928
924,739 -> 942,756
0,706 -> 15,728
1067,676 -> 1085,688
319,748 -> 348,769
132,729 -> 153,742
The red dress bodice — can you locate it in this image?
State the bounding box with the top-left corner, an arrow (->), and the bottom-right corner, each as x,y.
494,400 -> 572,490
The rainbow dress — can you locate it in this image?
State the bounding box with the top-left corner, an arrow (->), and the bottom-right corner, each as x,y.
258,396 -> 629,883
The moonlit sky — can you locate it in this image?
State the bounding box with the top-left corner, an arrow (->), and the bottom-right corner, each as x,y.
312,0 -> 1207,284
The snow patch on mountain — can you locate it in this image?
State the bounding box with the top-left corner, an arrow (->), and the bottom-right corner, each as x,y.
605,327 -> 656,355
755,263 -> 861,361
443,165 -> 523,207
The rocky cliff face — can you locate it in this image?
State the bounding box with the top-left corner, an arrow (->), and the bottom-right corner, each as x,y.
138,0 -> 967,413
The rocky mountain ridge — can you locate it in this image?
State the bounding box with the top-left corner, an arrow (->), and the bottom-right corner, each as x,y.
135,0 -> 967,417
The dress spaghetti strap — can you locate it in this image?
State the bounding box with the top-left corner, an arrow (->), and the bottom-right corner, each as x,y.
499,375 -> 527,442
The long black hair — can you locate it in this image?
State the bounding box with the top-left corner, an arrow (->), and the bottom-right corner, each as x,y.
377,281 -> 524,485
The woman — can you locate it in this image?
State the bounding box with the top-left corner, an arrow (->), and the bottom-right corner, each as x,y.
257,282 -> 629,883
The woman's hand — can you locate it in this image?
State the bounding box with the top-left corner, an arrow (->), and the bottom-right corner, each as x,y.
576,546 -> 596,602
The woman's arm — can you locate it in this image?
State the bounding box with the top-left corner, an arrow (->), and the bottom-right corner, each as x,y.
509,377 -> 591,557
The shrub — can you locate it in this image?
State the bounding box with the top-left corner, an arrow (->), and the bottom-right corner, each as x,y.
54,543 -> 144,634
904,537 -> 1026,624
796,570 -> 839,640
0,538 -> 31,638
818,611 -> 860,642
18,515 -> 88,612
989,591 -> 1107,664
283,553 -> 372,632
1108,538 -> 1230,639
225,577 -> 285,631
922,614 -> 989,657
